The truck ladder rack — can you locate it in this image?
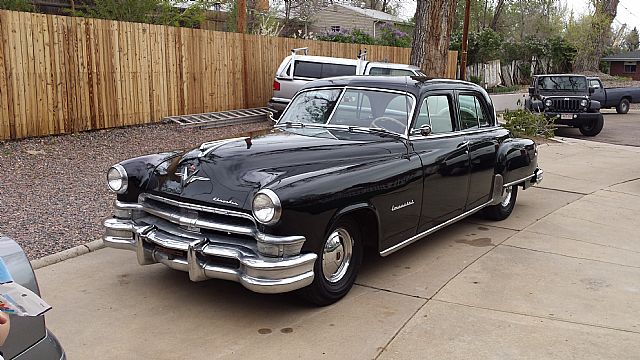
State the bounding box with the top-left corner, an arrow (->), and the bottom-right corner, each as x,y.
164,107 -> 272,129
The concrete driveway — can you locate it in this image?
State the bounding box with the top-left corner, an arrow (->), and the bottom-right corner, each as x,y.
556,109 -> 640,147
35,138 -> 640,359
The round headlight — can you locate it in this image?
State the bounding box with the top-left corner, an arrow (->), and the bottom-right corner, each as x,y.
107,164 -> 128,194
252,189 -> 281,225
544,99 -> 553,107
580,99 -> 588,107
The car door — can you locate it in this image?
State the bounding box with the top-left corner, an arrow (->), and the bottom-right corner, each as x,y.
458,92 -> 506,209
410,92 -> 470,233
589,78 -> 607,106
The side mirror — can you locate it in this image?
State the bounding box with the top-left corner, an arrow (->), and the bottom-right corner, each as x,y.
588,86 -> 596,94
410,124 -> 432,136
528,87 -> 534,95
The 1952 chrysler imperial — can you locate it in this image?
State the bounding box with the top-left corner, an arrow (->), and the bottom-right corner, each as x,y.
103,76 -> 543,305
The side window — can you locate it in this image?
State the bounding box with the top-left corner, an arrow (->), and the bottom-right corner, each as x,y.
459,95 -> 480,130
322,63 -> 357,77
459,94 -> 491,129
590,79 -> 601,89
368,67 -> 414,76
415,95 -> 454,134
293,61 -> 322,78
475,97 -> 489,127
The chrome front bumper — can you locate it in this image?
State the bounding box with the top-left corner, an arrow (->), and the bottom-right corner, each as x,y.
103,205 -> 317,294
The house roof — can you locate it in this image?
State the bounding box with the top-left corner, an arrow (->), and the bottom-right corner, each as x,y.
335,4 -> 404,23
602,50 -> 640,61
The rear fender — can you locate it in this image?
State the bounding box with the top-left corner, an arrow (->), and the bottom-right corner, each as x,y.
495,138 -> 537,186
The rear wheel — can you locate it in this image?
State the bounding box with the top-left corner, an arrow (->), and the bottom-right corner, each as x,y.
482,185 -> 518,221
298,219 -> 363,306
579,114 -> 604,136
616,98 -> 630,114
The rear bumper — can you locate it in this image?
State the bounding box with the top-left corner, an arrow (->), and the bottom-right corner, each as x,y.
103,217 -> 317,294
545,112 -> 601,126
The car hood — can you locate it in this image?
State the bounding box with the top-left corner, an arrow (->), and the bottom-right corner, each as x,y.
146,128 -> 405,210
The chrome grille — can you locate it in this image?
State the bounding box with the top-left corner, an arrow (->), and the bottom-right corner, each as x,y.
138,193 -> 256,240
551,98 -> 581,112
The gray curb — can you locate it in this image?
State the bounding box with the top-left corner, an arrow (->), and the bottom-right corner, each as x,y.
31,239 -> 104,270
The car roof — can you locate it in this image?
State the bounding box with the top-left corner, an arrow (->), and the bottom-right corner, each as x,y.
535,74 -> 587,77
300,76 -> 485,98
367,62 -> 421,70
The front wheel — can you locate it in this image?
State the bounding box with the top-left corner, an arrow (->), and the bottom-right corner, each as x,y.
579,114 -> 604,136
297,219 -> 363,306
482,185 -> 518,221
616,98 -> 630,114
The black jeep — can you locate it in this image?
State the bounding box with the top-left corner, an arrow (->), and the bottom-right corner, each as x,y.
527,74 -> 604,136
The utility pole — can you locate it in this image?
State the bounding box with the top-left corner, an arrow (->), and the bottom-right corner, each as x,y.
460,0 -> 471,80
237,0 -> 246,33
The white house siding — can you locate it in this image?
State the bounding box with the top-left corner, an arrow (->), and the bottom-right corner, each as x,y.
309,4 -> 377,36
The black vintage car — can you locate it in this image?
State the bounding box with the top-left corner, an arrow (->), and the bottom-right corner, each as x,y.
527,74 -> 604,136
103,76 -> 543,305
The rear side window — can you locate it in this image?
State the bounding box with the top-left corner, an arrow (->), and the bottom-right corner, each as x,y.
459,94 -> 490,129
368,67 -> 415,76
293,61 -> 356,79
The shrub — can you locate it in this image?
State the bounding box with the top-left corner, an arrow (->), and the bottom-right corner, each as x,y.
0,0 -> 34,12
377,23 -> 411,47
317,28 -> 376,45
503,109 -> 555,139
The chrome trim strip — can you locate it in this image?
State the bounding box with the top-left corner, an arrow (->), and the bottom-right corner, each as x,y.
270,97 -> 291,103
503,174 -> 535,188
379,201 -> 491,257
408,126 -> 503,140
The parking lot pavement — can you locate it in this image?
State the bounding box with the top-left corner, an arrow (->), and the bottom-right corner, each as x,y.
36,138 -> 640,359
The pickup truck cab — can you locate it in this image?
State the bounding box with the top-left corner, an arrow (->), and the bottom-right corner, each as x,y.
268,48 -> 423,116
588,77 -> 640,114
527,74 -> 604,136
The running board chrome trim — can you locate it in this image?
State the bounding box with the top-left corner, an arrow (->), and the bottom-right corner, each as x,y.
379,201 -> 491,257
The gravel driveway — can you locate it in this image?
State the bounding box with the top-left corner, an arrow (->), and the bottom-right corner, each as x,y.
0,121 -> 273,259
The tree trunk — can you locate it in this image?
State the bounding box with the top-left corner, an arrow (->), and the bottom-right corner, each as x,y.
490,0 -> 505,30
574,0 -> 619,71
410,0 -> 458,78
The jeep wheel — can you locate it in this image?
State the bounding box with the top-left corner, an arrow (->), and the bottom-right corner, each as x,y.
298,219 -> 363,306
616,98 -> 630,114
482,185 -> 518,221
579,114 -> 604,136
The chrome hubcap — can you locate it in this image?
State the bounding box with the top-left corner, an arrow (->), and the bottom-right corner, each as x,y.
322,228 -> 353,283
500,186 -> 513,207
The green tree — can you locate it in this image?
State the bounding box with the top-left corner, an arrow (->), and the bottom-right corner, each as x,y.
624,27 -> 639,51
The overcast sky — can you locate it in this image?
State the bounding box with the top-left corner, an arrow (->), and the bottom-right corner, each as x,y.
399,0 -> 640,29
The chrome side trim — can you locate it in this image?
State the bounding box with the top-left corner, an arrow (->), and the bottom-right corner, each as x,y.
503,174 -> 535,188
380,201 -> 491,257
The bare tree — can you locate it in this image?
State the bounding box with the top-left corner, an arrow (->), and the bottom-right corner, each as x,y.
410,0 -> 458,77
490,0 -> 505,30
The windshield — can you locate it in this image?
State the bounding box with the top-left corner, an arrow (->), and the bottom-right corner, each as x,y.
278,88 -> 414,135
537,76 -> 587,92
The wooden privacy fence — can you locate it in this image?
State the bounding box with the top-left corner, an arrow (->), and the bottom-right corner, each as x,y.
0,10 -> 458,140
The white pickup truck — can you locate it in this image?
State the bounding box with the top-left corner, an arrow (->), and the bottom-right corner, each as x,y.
267,48 -> 424,117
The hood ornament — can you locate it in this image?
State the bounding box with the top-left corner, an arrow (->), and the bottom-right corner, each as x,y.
176,163 -> 209,187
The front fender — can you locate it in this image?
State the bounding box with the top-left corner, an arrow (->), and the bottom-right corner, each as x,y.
495,138 -> 537,185
115,151 -> 182,203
